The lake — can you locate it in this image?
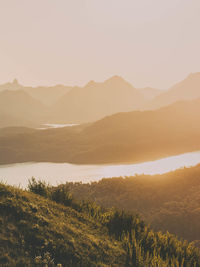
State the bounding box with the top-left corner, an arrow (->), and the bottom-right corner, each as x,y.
38,123 -> 78,129
1,151 -> 200,188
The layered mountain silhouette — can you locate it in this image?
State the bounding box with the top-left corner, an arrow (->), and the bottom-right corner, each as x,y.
1,98 -> 200,164
0,111 -> 38,128
23,85 -> 72,106
1,72 -> 200,128
51,76 -> 147,123
0,76 -> 148,126
145,72 -> 200,109
139,87 -> 162,100
0,79 -> 71,105
0,90 -> 48,127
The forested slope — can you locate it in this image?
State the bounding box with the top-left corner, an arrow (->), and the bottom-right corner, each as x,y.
68,164 -> 200,243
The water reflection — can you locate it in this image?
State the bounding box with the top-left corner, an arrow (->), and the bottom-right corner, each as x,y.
38,123 -> 78,130
1,151 -> 200,187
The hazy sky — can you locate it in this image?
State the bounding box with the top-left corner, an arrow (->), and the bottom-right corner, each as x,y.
0,0 -> 200,89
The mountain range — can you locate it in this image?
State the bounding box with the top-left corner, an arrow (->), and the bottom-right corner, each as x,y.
145,72 -> 200,109
51,76 -> 147,123
0,90 -> 48,126
0,79 -> 72,105
1,97 -> 200,165
0,72 -> 200,128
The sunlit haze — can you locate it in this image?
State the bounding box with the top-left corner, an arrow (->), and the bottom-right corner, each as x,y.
0,0 -> 200,88
2,1 -> 200,264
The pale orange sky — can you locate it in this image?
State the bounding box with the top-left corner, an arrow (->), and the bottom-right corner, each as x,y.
0,0 -> 200,89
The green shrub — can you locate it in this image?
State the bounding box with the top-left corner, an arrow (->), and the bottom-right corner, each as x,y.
28,178 -> 51,198
51,185 -> 72,207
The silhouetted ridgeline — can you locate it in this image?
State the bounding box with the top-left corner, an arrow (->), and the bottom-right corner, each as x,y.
1,72 -> 200,128
1,98 -> 200,164
51,76 -> 146,123
0,79 -> 72,105
0,76 -> 146,128
1,180 -> 200,266
144,72 -> 200,110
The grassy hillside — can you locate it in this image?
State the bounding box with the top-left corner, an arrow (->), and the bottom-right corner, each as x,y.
1,181 -> 200,266
68,164 -> 200,243
1,98 -> 200,164
0,183 -> 126,266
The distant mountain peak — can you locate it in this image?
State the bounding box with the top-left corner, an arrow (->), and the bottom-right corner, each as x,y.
85,76 -> 127,87
12,78 -> 19,85
85,80 -> 96,87
105,75 -> 125,83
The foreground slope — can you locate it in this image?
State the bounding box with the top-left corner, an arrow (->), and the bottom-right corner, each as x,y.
1,182 -> 200,266
0,183 -> 126,266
